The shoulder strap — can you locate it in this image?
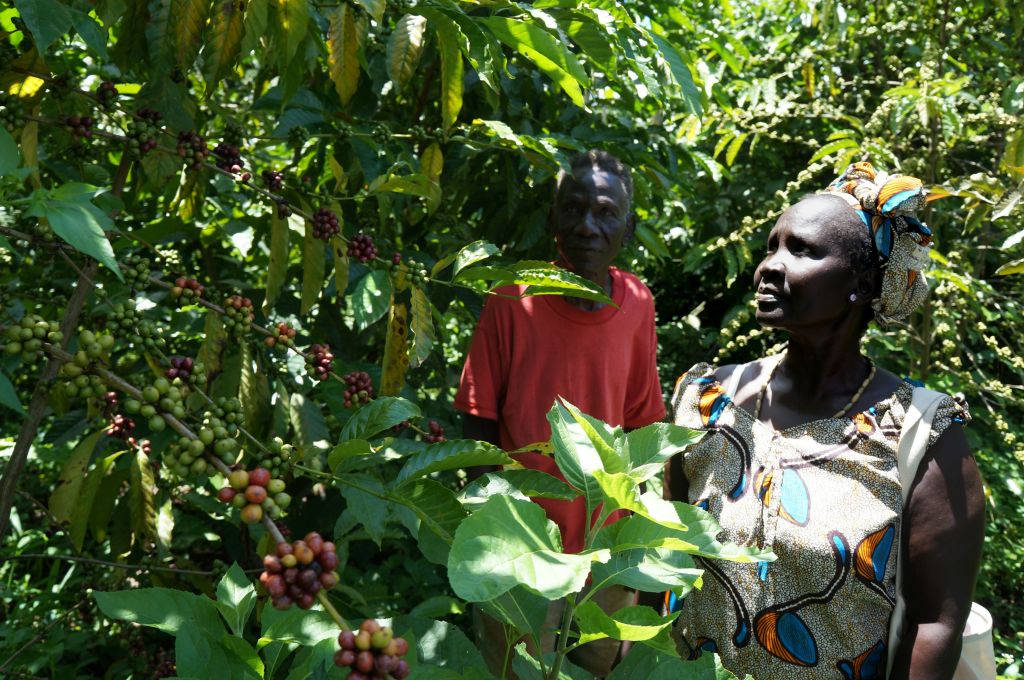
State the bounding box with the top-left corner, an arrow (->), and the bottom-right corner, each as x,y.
886,385 -> 948,677
724,362 -> 748,399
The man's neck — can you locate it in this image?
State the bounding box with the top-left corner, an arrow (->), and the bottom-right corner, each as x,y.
559,262 -> 612,311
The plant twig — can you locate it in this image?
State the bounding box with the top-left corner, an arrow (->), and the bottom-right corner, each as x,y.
1,552 -> 260,576
0,599 -> 87,674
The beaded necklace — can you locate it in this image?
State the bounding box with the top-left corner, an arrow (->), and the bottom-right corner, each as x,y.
753,356 -> 877,423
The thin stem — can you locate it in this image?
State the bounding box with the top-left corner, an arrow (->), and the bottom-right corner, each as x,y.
0,599 -> 87,674
547,593 -> 576,680
1,552 -> 258,576
317,590 -> 351,631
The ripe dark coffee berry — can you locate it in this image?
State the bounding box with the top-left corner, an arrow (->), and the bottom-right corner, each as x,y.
261,169 -> 285,191
264,533 -> 339,610
177,131 -> 210,171
265,322 -> 296,348
106,414 -> 135,440
126,109 -> 161,155
346,234 -> 378,263
213,142 -> 244,172
343,371 -> 374,408
64,115 -> 94,139
424,419 -> 446,444
306,344 -> 333,381
312,208 -> 340,241
334,620 -> 410,677
391,252 -> 402,266
274,198 -> 292,218
170,277 -> 204,303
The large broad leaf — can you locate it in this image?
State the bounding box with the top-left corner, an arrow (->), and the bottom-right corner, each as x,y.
239,343 -> 271,438
70,451 -> 122,551
337,472 -> 391,545
30,200 -> 122,281
602,513 -> 773,563
650,33 -> 702,117
263,211 -> 291,314
607,644 -> 746,680
275,0 -> 308,70
300,222 -> 326,314
460,469 -> 579,511
447,495 -> 608,602
0,370 -> 25,415
215,563 -> 257,637
260,605 -> 338,646
388,14 -> 428,90
574,602 -> 677,643
590,543 -> 703,595
623,423 -> 704,483
175,625 -> 262,680
339,396 -> 421,440
558,400 -> 624,473
508,266 -> 611,305
392,616 -> 490,676
512,643 -> 590,680
13,0 -> 73,53
202,0 -> 246,91
452,240 -> 499,277
327,4 -> 363,105
94,588 -> 225,637
409,287 -> 435,367
394,439 -> 513,486
546,400 -> 611,510
394,478 -> 467,552
288,393 -> 331,456
0,128 -> 21,176
350,269 -> 393,331
170,0 -> 212,71
481,17 -> 589,107
433,17 -> 464,130
49,430 -> 104,524
380,301 -> 409,396
332,240 -> 350,296
995,257 -> 1024,276
130,447 -> 158,546
480,586 -> 551,639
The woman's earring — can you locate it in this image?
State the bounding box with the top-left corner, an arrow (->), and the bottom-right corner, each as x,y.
849,292 -> 858,302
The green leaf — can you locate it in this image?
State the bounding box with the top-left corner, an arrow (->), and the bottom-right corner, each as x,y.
725,132 -> 748,166
327,4 -> 362,106
263,210 -> 291,314
605,513 -> 773,563
332,240 -> 350,296
995,257 -> 1024,276
623,423 -> 704,483
203,0 -> 247,91
394,439 -> 513,486
130,447 -> 158,546
327,439 -> 372,472
70,10 -> 109,59
650,33 -> 702,116
392,616 -> 489,675
13,0 -> 73,53
0,371 -> 25,415
94,587 -> 225,637
339,396 -> 421,440
546,400 -> 612,509
590,543 -> 702,595
300,223 -> 326,314
215,563 -> 257,637
810,138 -> 859,163
507,266 -> 612,305
447,495 -> 609,602
409,286 -> 435,367
480,586 -> 550,638
34,200 -> 122,281
512,643 -> 589,680
239,343 -> 271,438
260,605 -> 337,646
0,128 -> 21,176
288,393 -> 330,455
392,478 -> 467,563
480,17 -> 589,107
408,596 -> 465,619
452,240 -> 499,277
175,625 -> 262,680
352,0 -> 384,23
434,17 -> 464,130
993,184 -> 1023,221
558,400 -> 624,473
574,602 -> 677,643
48,431 -> 104,524
219,635 -> 265,678
275,0 -> 308,70
607,645 -> 746,680
337,472 -> 390,545
350,269 -> 393,331
197,311 -> 227,385
70,451 -> 122,551
388,14 -> 428,91
460,469 -> 579,511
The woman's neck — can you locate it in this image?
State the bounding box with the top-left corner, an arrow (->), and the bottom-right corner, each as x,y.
777,333 -> 868,400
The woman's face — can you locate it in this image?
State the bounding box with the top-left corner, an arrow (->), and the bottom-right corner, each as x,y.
752,196 -> 864,330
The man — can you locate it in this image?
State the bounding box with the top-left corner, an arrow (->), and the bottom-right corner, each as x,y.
454,150 -> 666,677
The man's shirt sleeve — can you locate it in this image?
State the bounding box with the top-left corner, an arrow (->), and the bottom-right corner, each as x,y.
624,296 -> 667,428
454,297 -> 506,421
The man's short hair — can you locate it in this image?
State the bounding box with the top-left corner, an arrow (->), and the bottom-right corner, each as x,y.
555,150 -> 634,203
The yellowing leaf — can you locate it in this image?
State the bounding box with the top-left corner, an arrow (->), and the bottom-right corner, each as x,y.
381,301 -> 409,396
130,447 -> 158,547
301,221 -> 326,315
203,0 -> 247,91
387,14 -> 428,91
420,142 -> 443,182
171,0 -> 213,71
263,211 -> 290,314
327,4 -> 363,105
434,20 -> 463,130
409,286 -> 434,367
332,240 -> 350,297
276,0 -> 309,69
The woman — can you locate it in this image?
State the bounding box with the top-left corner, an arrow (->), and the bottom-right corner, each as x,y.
666,163 -> 984,679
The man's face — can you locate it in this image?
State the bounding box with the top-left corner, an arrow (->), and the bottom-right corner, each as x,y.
551,166 -> 634,277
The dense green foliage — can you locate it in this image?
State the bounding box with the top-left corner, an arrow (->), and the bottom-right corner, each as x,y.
0,0 -> 1021,678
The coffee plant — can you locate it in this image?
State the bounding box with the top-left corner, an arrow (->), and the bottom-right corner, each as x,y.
3,0 -> 1023,677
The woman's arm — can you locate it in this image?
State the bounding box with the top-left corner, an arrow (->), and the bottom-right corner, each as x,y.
890,425 -> 985,679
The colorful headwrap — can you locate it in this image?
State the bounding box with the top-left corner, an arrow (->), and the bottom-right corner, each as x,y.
823,162 -> 935,327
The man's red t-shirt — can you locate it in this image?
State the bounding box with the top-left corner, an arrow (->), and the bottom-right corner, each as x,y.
454,267 -> 666,553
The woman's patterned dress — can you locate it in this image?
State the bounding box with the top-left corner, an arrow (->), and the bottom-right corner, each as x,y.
668,362 -> 969,680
